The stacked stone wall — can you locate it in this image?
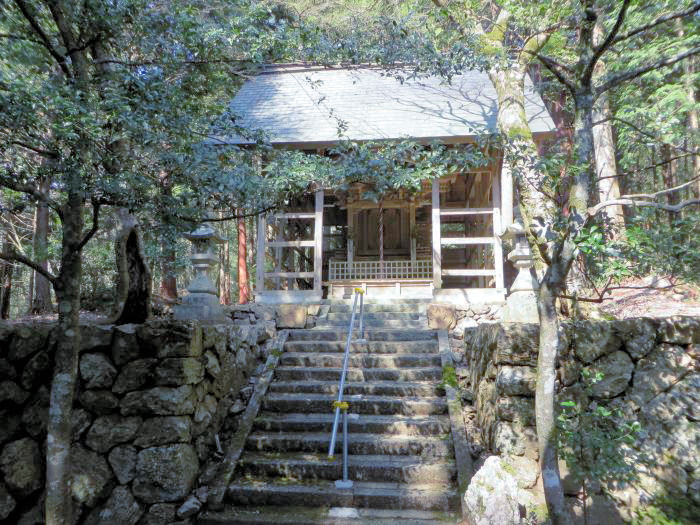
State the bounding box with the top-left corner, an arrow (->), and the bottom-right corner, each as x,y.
460,317 -> 699,518
0,317 -> 276,524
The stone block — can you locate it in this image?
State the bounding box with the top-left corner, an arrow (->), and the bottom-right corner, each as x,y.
427,303 -> 456,330
0,438 -> 42,498
276,305 -> 307,328
628,344 -> 692,406
203,351 -> 221,378
79,324 -> 114,352
71,408 -> 93,442
154,358 -> 204,386
80,352 -> 118,389
493,422 -> 538,459
615,318 -> 657,360
0,358 -> 16,380
22,390 -> 48,438
120,386 -> 196,416
307,304 -> 321,317
133,444 -> 199,503
494,323 -> 541,366
134,417 -> 192,448
136,321 -> 203,359
0,410 -> 21,446
80,389 -> 119,414
657,316 -> 700,345
70,444 -> 115,506
112,324 -> 140,366
589,350 -> 633,399
201,325 -> 228,356
8,324 -> 51,361
497,396 -> 535,426
0,482 -> 15,521
20,350 -> 51,390
84,485 -> 143,525
0,380 -> 29,405
496,365 -> 537,396
572,321 -> 621,363
108,446 -> 137,484
142,503 -> 176,525
85,415 -> 142,453
112,358 -> 158,394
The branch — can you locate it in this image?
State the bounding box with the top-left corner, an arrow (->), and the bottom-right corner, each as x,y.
599,116 -> 699,154
621,176 -> 700,199
537,53 -> 576,93
612,2 -> 700,45
12,0 -> 71,77
588,197 -> 700,216
596,46 -> 700,95
583,0 -> 630,82
76,199 -> 101,251
11,140 -> 59,159
0,250 -> 57,284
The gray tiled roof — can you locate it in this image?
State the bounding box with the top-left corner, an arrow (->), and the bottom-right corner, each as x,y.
222,65 -> 555,145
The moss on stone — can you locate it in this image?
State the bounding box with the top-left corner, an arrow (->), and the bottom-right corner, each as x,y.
441,365 -> 458,389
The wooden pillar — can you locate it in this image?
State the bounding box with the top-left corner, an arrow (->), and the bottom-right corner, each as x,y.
314,189 -> 324,293
347,207 -> 354,264
431,180 -> 442,289
409,202 -> 416,263
500,155 -> 514,232
255,213 -> 266,295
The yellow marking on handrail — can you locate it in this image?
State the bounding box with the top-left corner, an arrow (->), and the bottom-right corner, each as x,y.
333,401 -> 350,410
354,287 -> 365,294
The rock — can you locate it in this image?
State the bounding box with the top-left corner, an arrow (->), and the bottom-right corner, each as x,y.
8,324 -> 51,361
0,358 -> 16,380
80,389 -> 119,414
22,393 -> 48,438
566,494 -> 625,525
557,349 -> 582,387
493,422 -> 538,459
80,353 -> 118,389
0,438 -> 42,497
70,444 -> 115,506
504,455 -> 539,489
134,417 -> 192,448
120,386 -> 196,416
142,503 -> 176,524
496,366 -> 537,396
108,446 -> 137,484
0,482 -> 16,520
306,304 -> 321,317
20,350 -> 51,390
86,415 -> 142,453
615,318 -> 657,360
80,324 -> 114,351
112,358 -> 158,394
628,344 -> 692,406
572,321 -> 621,363
0,410 -> 21,446
229,399 -> 246,415
71,408 -> 93,442
154,358 -> 204,386
589,351 -> 633,399
203,351 -> 221,378
464,455 -> 535,525
112,324 -> 140,365
497,396 -> 535,426
176,495 -> 202,519
133,444 -> 199,503
84,485 -> 143,525
427,303 -> 457,330
657,316 -> 700,345
136,320 -> 203,359
276,305 -> 307,329
0,380 -> 29,405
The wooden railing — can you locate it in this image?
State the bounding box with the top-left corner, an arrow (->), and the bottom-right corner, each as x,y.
328,259 -> 432,281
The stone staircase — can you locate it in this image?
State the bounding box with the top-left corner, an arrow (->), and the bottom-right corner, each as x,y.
201,300 -> 461,524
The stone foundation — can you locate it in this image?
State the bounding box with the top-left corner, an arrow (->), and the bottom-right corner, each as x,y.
460,317 -> 699,519
0,317 -> 276,524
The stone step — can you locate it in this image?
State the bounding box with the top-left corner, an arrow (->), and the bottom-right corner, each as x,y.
237,452 -> 456,484
245,432 -> 453,457
224,480 -> 460,512
326,312 -> 423,321
200,505 -> 460,525
268,380 -> 440,397
253,413 -> 451,436
328,298 -> 431,308
279,352 -> 441,369
262,393 -> 447,416
316,320 -> 427,329
286,330 -> 436,342
275,366 -> 442,382
283,340 -> 438,354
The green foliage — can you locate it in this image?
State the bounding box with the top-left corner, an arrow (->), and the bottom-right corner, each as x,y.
557,370 -> 641,499
632,493 -> 700,525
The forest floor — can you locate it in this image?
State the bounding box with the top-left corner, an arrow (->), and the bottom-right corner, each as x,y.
596,276 -> 700,319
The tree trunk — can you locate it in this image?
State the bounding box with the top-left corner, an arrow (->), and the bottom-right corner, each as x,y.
109,209 -> 152,324
0,244 -> 12,319
160,250 -> 178,300
32,176 -> 53,313
220,224 -> 232,305
238,214 -> 250,303
45,191 -> 83,525
592,23 -> 625,237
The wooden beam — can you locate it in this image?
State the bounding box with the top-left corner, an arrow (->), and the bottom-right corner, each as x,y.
441,269 -> 496,276
264,271 -> 314,278
492,170 -> 505,290
267,240 -> 315,248
409,202 -> 416,263
441,237 -> 495,245
432,180 -> 442,289
272,212 -> 315,219
256,214 -> 266,293
500,154 -> 514,229
314,189 -> 324,292
439,208 -> 494,216
347,209 -> 354,264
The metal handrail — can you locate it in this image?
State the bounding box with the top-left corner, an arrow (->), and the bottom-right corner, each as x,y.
327,287 -> 365,488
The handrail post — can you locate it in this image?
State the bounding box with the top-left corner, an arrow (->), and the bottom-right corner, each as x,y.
356,289 -> 366,343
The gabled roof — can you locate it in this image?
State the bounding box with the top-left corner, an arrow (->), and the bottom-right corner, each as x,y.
223,65 -> 555,146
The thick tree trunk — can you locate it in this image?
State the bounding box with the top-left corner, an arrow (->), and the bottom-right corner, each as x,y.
220,225 -> 232,305
45,193 -> 83,525
160,250 -> 178,300
238,214 -> 250,303
109,209 -> 152,324
32,177 -> 53,313
676,20 -> 699,197
0,245 -> 12,319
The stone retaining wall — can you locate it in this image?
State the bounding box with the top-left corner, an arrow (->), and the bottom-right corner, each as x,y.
0,318 -> 276,524
460,317 -> 699,518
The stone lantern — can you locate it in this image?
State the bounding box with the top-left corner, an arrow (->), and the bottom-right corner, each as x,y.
501,222 -> 539,323
174,220 -> 228,322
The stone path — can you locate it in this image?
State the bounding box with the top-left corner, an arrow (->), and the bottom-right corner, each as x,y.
200,300 -> 461,524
